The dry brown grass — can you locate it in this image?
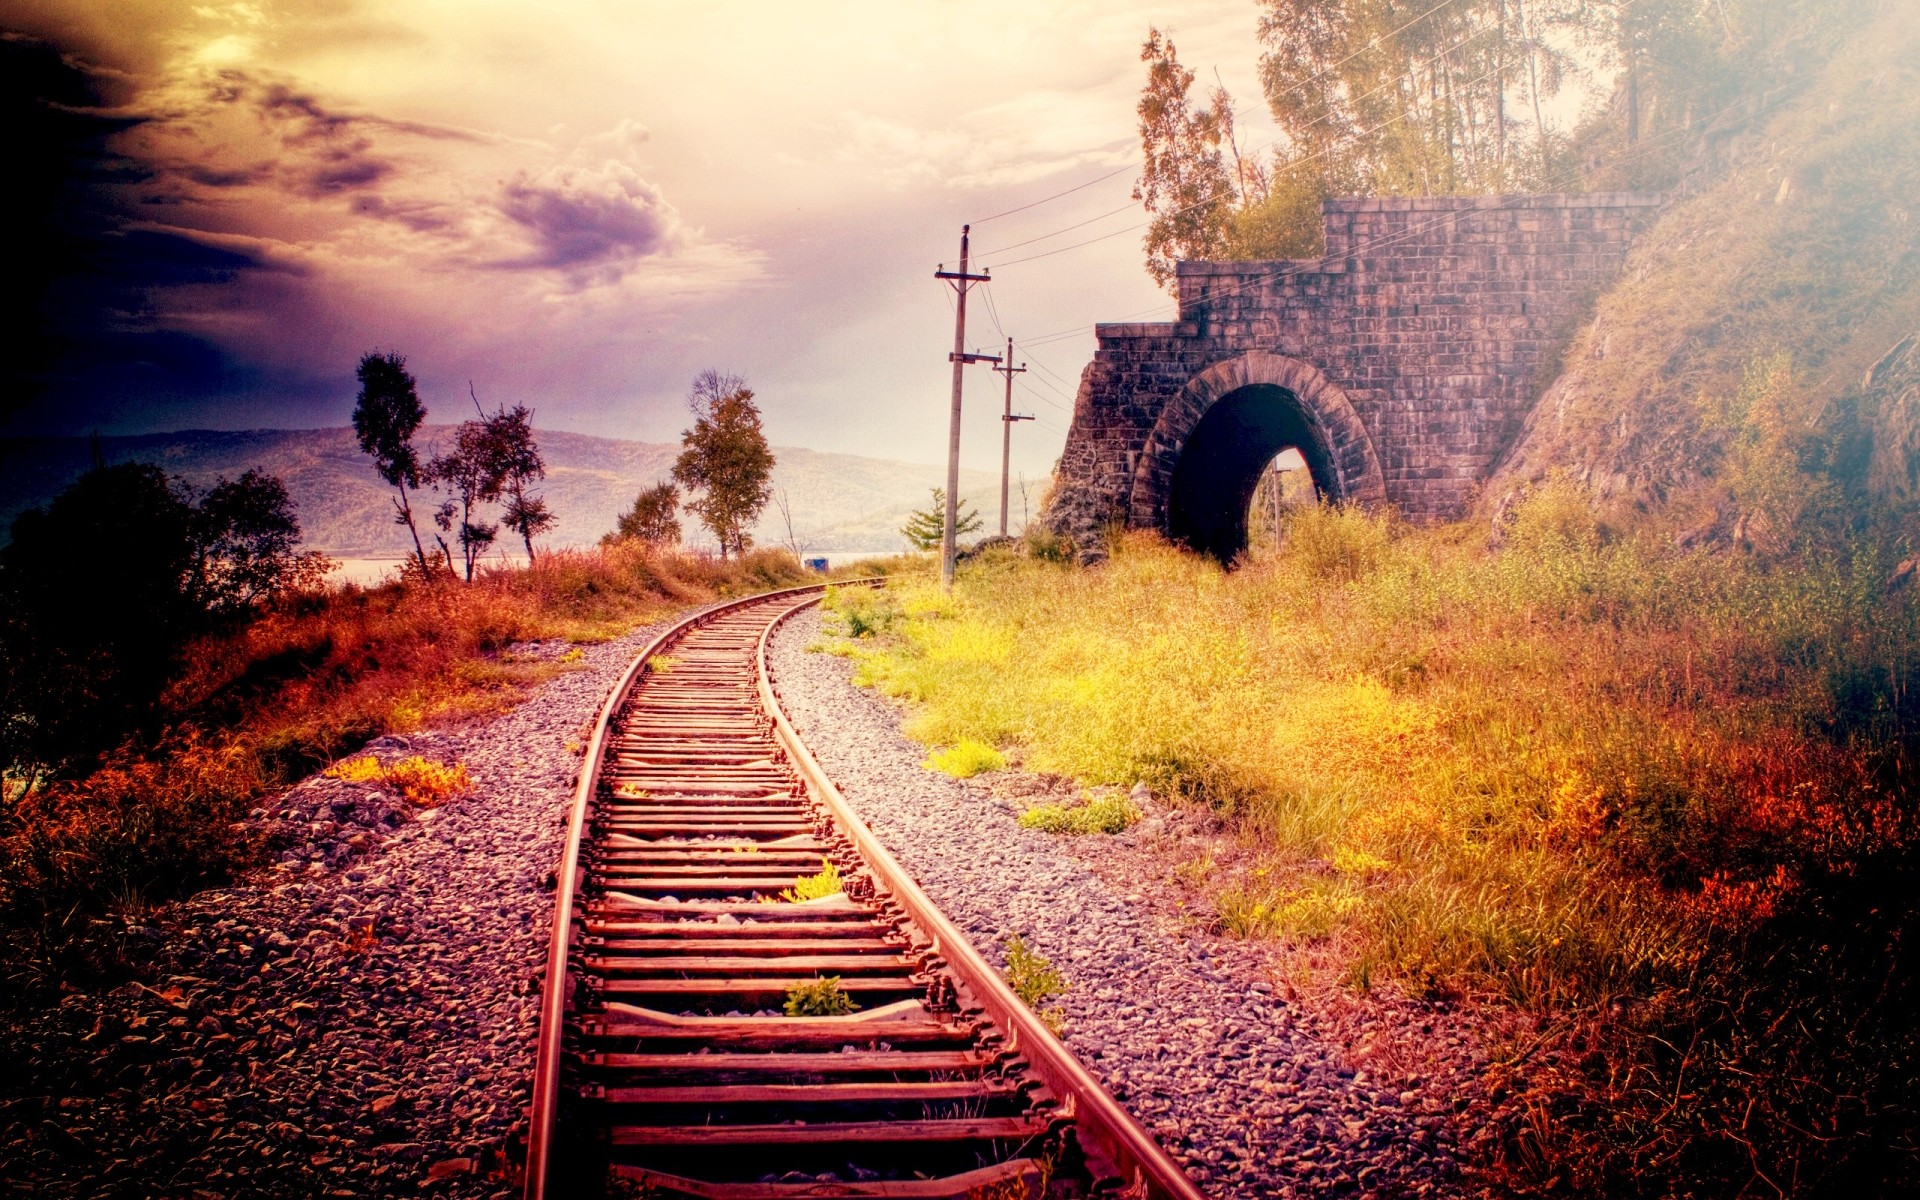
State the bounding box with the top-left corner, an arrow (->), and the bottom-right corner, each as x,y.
0,543 -> 870,998
830,496 -> 1920,1196
165,543 -> 819,776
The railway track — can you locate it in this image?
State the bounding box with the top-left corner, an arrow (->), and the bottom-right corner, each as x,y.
524,582 -> 1203,1200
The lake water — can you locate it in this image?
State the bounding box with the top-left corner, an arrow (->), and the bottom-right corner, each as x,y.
326,548 -> 906,587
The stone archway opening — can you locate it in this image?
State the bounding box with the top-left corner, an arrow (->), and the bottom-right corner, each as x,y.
1165,383 -> 1338,564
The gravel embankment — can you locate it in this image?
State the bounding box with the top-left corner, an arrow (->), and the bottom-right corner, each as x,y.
0,622 -> 672,1199
770,605 -> 1506,1200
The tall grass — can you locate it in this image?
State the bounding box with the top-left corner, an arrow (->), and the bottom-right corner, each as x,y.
831,492 -> 1919,1195
169,543 -> 819,776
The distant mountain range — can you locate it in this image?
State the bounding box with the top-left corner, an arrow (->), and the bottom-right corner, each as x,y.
0,428 -> 1022,558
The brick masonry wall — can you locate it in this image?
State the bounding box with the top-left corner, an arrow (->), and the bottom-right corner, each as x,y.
1046,194 -> 1662,552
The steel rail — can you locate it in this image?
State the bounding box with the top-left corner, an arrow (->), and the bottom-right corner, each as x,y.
526,583 -> 835,1200
758,594 -> 1205,1200
524,579 -> 1203,1199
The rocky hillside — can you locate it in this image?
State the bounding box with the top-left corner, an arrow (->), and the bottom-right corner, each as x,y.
0,428 -> 1008,557
1488,2 -> 1920,525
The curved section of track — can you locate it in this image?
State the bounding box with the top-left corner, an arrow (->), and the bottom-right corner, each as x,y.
524,583 -> 1202,1200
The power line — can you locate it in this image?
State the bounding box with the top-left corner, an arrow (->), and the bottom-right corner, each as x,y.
978,279 -> 1010,344
1016,376 -> 1072,414
1026,354 -> 1082,394
934,226 -> 999,591
968,159 -> 1139,227
977,200 -> 1137,259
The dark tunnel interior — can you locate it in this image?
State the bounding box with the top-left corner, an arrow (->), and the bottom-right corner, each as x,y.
1165,384 -> 1336,563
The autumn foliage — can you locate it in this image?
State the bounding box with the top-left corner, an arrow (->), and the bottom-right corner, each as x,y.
0,543 -> 815,997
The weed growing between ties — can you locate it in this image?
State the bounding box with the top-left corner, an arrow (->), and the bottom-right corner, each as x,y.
1003,934 -> 1066,1034
783,976 -> 856,1017
829,478 -> 1920,1195
779,859 -> 843,903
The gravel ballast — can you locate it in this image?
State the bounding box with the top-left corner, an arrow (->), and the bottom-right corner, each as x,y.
0,623 -> 674,1199
769,604 -> 1508,1199
4,592 -> 1518,1199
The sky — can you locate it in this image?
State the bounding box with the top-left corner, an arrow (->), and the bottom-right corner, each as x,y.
3,0 -> 1309,479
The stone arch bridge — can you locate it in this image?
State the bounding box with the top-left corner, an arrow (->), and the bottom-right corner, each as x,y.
1044,193 -> 1662,561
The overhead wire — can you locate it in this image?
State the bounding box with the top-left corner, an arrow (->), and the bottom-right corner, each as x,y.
1015,375 -> 1072,413
975,280 -> 1079,417
977,200 -> 1139,258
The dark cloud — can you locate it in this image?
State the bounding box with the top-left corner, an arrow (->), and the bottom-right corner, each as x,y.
496,162 -> 681,281
1,32 -> 147,424
179,162 -> 271,188
232,79 -> 395,197
0,37 -> 323,434
305,150 -> 391,194
106,227 -> 302,284
348,192 -> 451,233
148,73 -> 474,205
255,81 -> 357,140
1,20 -> 702,438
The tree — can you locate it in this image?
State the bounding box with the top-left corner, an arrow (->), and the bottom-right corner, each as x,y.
902,488 -> 981,552
608,482 -> 682,545
1256,0 -> 1568,195
0,463 -> 198,777
1134,29 -> 1343,290
187,469 -> 332,616
1135,29 -> 1240,290
486,401 -> 554,563
1135,1 -> 1602,288
0,461 -> 324,780
671,370 -> 774,560
427,416 -> 513,581
352,351 -> 433,577
771,487 -> 808,558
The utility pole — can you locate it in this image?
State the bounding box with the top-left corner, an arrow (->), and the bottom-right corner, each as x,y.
992,337 -> 1031,538
934,226 -> 997,591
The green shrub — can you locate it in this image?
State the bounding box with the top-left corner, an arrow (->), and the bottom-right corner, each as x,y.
823,585 -> 901,639
1017,794 -> 1137,834
1214,880 -> 1361,940
1279,502 -> 1395,581
924,739 -> 1005,778
1022,526 -> 1075,563
783,976 -> 856,1017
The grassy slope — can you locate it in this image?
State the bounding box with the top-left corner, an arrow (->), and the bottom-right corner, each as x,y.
1490,3 -> 1920,519
834,507 -> 1916,1195
824,11 -> 1920,1194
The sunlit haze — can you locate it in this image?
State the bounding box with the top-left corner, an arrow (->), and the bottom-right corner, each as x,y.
6,0 -> 1307,477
